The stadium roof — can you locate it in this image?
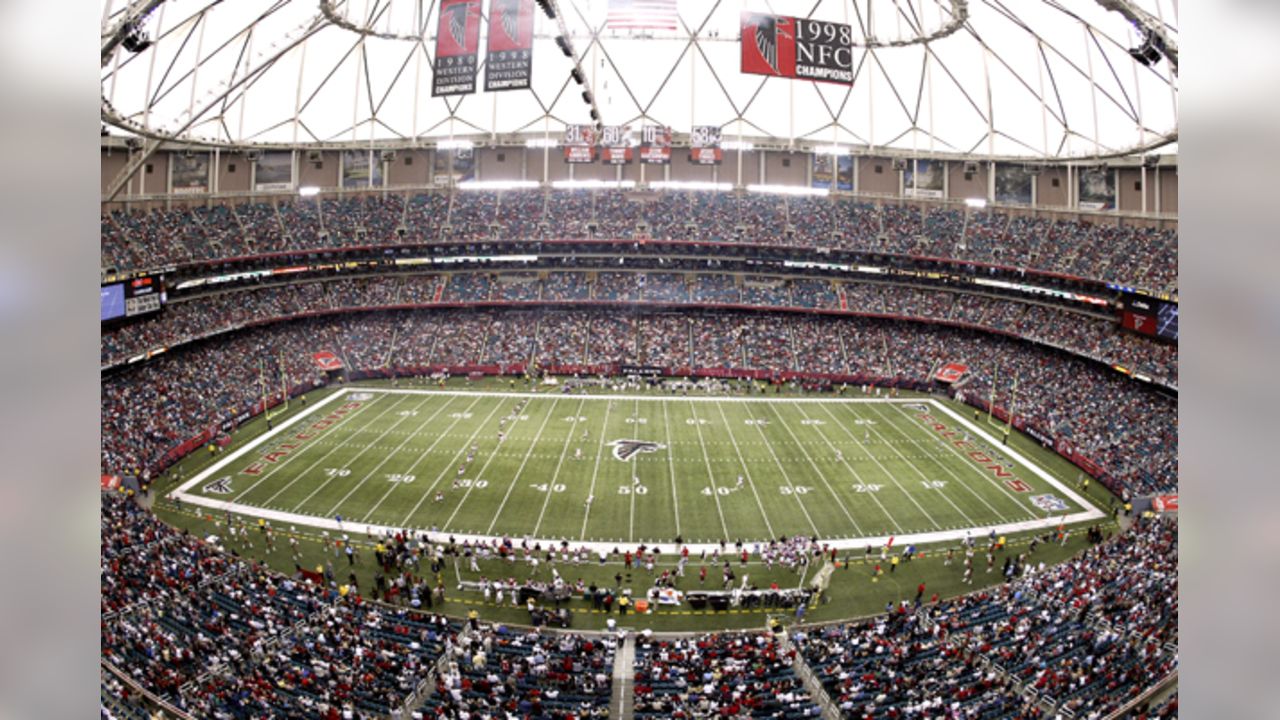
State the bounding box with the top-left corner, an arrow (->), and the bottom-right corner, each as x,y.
101,0 -> 1178,160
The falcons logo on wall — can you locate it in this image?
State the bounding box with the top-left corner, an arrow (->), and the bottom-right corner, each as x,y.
444,2 -> 469,49
609,439 -> 666,462
494,0 -> 520,42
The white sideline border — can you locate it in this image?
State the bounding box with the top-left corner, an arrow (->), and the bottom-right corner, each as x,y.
171,387 -> 1105,552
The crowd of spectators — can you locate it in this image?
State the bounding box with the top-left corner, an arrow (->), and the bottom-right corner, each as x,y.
793,515 -> 1177,718
103,273 -> 1178,386
423,626 -> 614,718
101,189 -> 1178,292
101,490 -> 619,718
633,631 -> 821,718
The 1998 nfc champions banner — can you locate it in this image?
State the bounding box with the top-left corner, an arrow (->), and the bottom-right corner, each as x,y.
433,0 -> 482,96
740,12 -> 853,85
484,0 -> 534,92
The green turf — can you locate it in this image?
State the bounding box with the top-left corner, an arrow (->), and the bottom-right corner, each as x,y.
176,381 -> 1090,545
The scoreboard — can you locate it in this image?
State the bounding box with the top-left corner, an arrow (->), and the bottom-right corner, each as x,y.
1119,293 -> 1177,342
102,275 -> 165,323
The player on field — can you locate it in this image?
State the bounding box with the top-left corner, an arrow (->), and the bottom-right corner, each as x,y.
736,475 -> 744,489
574,448 -> 583,460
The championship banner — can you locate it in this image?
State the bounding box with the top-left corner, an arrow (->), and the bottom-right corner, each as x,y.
313,351 -> 344,371
639,124 -> 672,164
689,125 -> 722,165
600,125 -> 634,165
432,0 -> 482,97
741,12 -> 853,85
484,0 -> 534,92
563,124 -> 597,163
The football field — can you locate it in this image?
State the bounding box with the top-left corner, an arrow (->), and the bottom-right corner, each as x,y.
173,386 -> 1102,548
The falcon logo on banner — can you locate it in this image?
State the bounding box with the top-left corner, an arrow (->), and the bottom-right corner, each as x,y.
609,439 -> 665,462
484,0 -> 534,92
741,13 -> 795,78
433,0 -> 482,96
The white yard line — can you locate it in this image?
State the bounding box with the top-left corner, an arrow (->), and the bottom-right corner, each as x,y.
660,399 -> 682,539
687,401 -> 732,540
256,395 -> 412,508
863,403 -> 1019,523
287,394 -> 434,512
760,403 -> 863,535
706,399 -> 783,535
578,399 -> 614,540
629,398 -> 640,542
881,403 -> 1035,519
786,402 -> 900,531
530,397 -> 587,538
481,394 -> 560,530
320,395 -> 460,519
813,402 -> 946,530
360,395 -> 484,521
715,401 -> 818,538
397,398 -> 508,527
833,402 -> 983,528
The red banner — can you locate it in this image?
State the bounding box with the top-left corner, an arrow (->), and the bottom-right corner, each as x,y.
313,351 -> 344,371
101,474 -> 121,491
934,363 -> 969,383
432,0 -> 482,96
1152,494 -> 1179,512
601,146 -> 633,165
484,0 -> 534,92
741,13 -> 797,79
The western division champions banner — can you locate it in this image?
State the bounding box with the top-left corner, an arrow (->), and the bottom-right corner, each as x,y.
171,152 -> 209,194
600,125 -> 634,165
433,0 -> 482,97
741,12 -> 853,85
255,151 -> 294,191
689,125 -> 722,165
640,124 -> 671,164
563,124 -> 597,163
484,0 -> 534,92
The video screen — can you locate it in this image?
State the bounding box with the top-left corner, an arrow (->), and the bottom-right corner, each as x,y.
101,283 -> 125,322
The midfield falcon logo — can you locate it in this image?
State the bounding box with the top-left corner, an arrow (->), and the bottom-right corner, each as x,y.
204,476 -> 233,495
609,439 -> 665,462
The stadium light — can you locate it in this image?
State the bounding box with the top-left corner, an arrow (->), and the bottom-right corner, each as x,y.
436,139 -> 475,150
746,184 -> 829,197
298,186 -> 320,197
649,180 -> 732,192
526,138 -> 559,148
813,144 -> 852,155
965,198 -> 988,208
722,140 -> 755,151
551,179 -> 636,190
458,180 -> 540,191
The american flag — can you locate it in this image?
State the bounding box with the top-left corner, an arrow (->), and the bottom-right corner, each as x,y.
606,0 -> 679,31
